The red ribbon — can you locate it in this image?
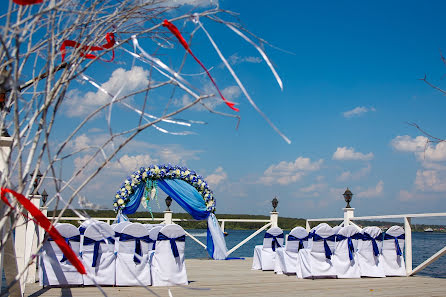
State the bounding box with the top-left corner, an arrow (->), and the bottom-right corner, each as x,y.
60,32 -> 115,62
162,20 -> 239,112
13,0 -> 43,5
1,188 -> 86,275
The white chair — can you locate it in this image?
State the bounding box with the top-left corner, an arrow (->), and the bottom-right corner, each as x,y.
357,226 -> 385,277
299,223 -> 336,279
81,222 -> 116,285
148,225 -> 164,251
112,221 -> 132,238
379,225 -> 406,276
332,225 -> 362,278
275,227 -> 309,277
39,223 -> 83,286
332,225 -> 342,234
252,227 -> 284,271
150,224 -> 188,286
115,223 -> 152,286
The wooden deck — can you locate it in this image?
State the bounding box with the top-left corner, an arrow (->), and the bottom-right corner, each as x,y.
25,258 -> 446,297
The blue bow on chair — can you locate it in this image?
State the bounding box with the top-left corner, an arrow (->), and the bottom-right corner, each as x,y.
48,235 -> 81,263
119,234 -> 154,264
384,233 -> 405,256
157,233 -> 186,258
287,234 -> 309,251
312,233 -> 336,259
335,233 -> 363,260
264,233 -> 284,251
361,232 -> 383,256
79,226 -> 86,235
83,236 -> 115,267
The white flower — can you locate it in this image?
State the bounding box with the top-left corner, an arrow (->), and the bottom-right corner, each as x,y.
117,198 -> 125,205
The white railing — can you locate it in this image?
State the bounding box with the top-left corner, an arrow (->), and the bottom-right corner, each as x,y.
306,210 -> 446,276
57,211 -> 279,258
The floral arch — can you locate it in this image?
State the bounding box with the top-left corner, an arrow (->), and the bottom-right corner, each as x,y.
113,164 -> 226,259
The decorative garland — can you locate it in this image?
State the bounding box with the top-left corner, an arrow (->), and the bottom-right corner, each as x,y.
113,164 -> 215,213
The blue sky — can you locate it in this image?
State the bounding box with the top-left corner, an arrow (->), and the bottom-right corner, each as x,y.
48,0 -> 446,224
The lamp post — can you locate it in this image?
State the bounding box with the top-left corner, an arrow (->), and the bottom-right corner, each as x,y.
165,196 -> 172,211
30,169 -> 42,195
41,189 -> 48,206
343,188 -> 353,208
270,196 -> 279,228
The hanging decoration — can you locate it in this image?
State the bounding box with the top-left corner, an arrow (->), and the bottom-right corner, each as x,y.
13,0 -> 42,5
162,19 -> 239,112
60,32 -> 115,62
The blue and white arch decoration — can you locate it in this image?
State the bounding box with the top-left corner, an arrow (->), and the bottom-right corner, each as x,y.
113,164 -> 227,260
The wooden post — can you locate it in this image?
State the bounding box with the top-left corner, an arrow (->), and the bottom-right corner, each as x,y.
270,212 -> 278,228
24,195 -> 41,284
163,210 -> 173,224
404,216 -> 412,275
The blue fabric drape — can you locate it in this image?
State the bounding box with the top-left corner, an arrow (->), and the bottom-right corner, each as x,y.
157,179 -> 209,220
157,233 -> 186,257
83,237 -> 115,267
362,232 -> 383,256
384,233 -> 405,256
264,233 -> 284,251
119,234 -> 154,264
287,234 -> 309,251
122,182 -> 145,215
48,235 -> 80,262
312,234 -> 336,259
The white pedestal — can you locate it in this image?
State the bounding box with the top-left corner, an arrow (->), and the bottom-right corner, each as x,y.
343,208 -> 355,226
25,195 -> 41,283
270,212 -> 278,228
163,210 -> 173,224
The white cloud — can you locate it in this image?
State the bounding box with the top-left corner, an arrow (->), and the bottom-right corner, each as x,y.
227,53 -> 262,66
332,147 -> 374,161
300,183 -> 326,193
260,157 -> 323,185
205,167 -> 227,187
398,190 -> 415,202
174,84 -> 240,111
391,135 -> 427,152
107,154 -> 156,172
66,66 -> 150,117
357,180 -> 384,198
391,135 -> 446,162
343,106 -> 376,118
337,164 -> 371,182
415,170 -> 446,192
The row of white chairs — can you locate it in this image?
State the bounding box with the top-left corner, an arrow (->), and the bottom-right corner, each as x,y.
252,223 -> 406,279
39,220 -> 188,287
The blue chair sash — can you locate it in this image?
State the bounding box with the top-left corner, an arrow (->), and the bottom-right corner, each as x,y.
362,232 -> 383,256
114,231 -> 122,238
157,233 -> 186,258
312,233 -> 336,259
264,232 -> 284,252
335,233 -> 362,260
287,234 -> 309,251
384,233 -> 405,256
83,236 -> 115,267
119,233 -> 154,264
79,227 -> 86,235
48,235 -> 81,263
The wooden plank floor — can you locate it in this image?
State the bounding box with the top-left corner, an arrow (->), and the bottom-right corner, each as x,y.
26,258 -> 446,297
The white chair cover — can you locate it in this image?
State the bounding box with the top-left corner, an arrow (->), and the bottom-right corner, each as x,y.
378,225 -> 406,276
252,227 -> 284,271
115,223 -> 152,286
299,223 -> 336,278
332,225 -> 361,278
148,225 -> 164,251
150,224 -> 188,286
39,223 -> 83,286
274,227 -> 308,277
332,225 -> 342,234
112,221 -> 132,238
357,226 -> 385,277
81,222 -> 116,285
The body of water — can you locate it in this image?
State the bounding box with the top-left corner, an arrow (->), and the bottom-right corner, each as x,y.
185,229 -> 446,278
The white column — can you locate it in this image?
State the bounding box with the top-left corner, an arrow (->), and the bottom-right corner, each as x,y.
163,210 -> 173,224
270,212 -> 278,228
25,195 -> 41,283
220,220 -> 225,233
343,207 -> 355,226
305,220 -> 311,232
404,216 -> 412,275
